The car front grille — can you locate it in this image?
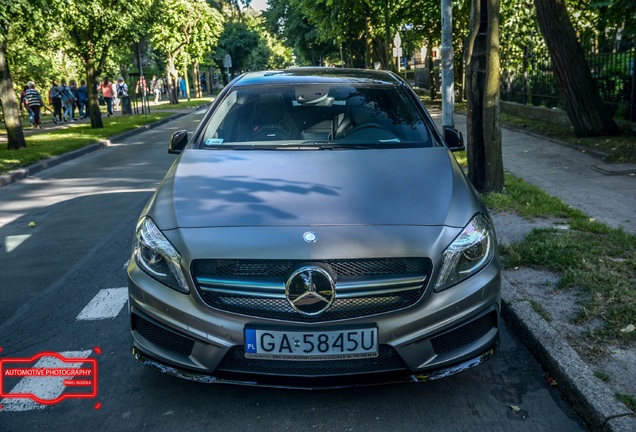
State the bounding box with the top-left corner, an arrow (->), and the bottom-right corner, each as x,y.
192,258 -> 432,322
216,344 -> 407,376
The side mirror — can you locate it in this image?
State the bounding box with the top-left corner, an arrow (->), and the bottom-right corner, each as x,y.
169,130 -> 188,154
444,127 -> 465,151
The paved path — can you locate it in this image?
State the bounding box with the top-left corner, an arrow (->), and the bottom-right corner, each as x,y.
430,109 -> 636,235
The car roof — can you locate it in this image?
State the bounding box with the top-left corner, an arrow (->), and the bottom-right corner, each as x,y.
232,67 -> 403,87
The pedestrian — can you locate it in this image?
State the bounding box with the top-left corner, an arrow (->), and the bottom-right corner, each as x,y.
20,85 -> 34,126
135,75 -> 148,97
151,75 -> 161,104
24,81 -> 43,128
179,76 -> 187,98
78,79 -> 89,119
69,80 -> 80,120
49,79 -> 63,124
114,77 -> 128,112
60,78 -> 76,122
98,76 -> 114,116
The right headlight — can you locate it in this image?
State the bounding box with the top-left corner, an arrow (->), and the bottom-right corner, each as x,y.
133,216 -> 189,294
435,213 -> 495,292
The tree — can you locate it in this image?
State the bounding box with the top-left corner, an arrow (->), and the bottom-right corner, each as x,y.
59,0 -> 152,128
465,0 -> 504,193
263,0 -> 338,65
150,0 -> 223,104
217,21 -> 260,74
534,0 -> 621,137
0,0 -> 53,150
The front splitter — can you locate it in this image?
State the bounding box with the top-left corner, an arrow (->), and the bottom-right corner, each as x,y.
131,343 -> 498,390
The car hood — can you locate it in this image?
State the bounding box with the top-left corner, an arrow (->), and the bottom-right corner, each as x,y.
147,147 -> 481,230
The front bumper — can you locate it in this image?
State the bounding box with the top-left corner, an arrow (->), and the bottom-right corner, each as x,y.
128,251 -> 501,388
131,341 -> 498,389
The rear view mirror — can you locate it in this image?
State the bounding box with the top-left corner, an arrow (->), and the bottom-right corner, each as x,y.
169,130 -> 188,154
444,127 -> 465,151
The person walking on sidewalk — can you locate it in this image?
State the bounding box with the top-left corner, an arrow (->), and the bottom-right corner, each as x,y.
151,75 -> 163,104
69,80 -> 80,120
24,81 -> 43,128
20,85 -> 34,127
98,76 -> 114,117
60,78 -> 76,122
115,77 -> 128,112
49,79 -> 63,124
77,80 -> 89,119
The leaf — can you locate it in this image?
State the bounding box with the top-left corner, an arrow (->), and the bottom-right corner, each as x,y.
620,324 -> 635,333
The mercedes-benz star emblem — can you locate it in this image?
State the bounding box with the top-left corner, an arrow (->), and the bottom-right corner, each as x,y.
285,266 -> 335,316
302,231 -> 317,243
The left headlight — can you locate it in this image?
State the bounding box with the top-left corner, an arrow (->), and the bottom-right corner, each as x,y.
133,216 -> 189,294
435,213 -> 495,292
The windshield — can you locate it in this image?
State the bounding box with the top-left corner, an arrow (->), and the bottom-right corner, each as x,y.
198,83 -> 433,149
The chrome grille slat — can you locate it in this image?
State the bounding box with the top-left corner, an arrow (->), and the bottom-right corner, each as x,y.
192,258 -> 431,321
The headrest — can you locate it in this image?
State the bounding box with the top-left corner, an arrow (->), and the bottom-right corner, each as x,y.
257,93 -> 285,123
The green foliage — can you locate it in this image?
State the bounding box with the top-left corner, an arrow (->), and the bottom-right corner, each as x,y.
615,392 -> 636,412
218,21 -> 260,71
150,0 -> 224,76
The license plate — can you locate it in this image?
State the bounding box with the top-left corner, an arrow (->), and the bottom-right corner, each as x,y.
244,327 -> 378,361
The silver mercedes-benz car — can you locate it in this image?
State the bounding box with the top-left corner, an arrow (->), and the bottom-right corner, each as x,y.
128,67 -> 501,388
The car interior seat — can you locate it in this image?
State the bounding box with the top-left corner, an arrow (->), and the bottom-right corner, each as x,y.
335,96 -> 376,138
250,93 -> 294,141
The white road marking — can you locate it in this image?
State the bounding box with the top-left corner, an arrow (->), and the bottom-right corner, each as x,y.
4,234 -> 31,253
76,288 -> 128,321
0,350 -> 92,411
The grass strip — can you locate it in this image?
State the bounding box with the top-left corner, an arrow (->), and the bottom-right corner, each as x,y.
484,173 -> 636,345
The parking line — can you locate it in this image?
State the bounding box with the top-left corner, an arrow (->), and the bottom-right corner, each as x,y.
76,288 -> 128,321
0,350 -> 92,412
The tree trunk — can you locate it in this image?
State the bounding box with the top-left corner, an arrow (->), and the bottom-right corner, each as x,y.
383,0 -> 394,72
482,0 -> 503,192
427,35 -> 437,101
365,14 -> 373,69
466,0 -> 504,193
85,58 -> 103,129
534,0 -> 620,137
166,57 -> 179,105
192,61 -> 201,98
0,39 -> 27,150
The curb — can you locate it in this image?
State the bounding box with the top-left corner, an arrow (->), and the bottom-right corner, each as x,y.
501,297 -> 636,432
0,104 -> 210,189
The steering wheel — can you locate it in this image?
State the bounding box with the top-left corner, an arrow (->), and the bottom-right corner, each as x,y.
345,123 -> 395,138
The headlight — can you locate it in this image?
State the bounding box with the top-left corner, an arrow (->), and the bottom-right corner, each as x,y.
133,217 -> 189,294
435,213 -> 495,292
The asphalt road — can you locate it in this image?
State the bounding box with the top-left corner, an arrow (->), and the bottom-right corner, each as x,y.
0,110 -> 587,431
